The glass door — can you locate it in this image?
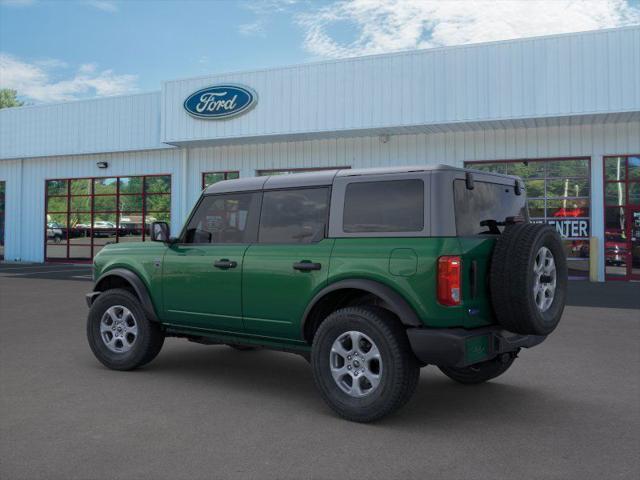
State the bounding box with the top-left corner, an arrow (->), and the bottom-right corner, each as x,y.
631,208 -> 640,280
0,181 -> 5,260
604,155 -> 640,281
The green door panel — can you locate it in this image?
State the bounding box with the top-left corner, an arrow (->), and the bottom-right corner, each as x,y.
329,237 -> 495,329
161,244 -> 248,331
242,239 -> 335,340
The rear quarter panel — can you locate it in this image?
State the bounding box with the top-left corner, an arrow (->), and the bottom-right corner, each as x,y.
329,237 -> 495,328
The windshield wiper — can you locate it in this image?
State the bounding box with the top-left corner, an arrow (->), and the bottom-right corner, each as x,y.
480,216 -> 525,234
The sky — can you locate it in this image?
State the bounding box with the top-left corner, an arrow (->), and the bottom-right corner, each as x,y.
1,0 -> 639,104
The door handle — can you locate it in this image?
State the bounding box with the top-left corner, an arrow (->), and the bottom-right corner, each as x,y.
293,261 -> 321,271
214,259 -> 237,269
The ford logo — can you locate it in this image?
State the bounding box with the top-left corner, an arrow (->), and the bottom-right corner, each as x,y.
183,84 -> 257,119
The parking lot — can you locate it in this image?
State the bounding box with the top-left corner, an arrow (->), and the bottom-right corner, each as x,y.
1,263 -> 639,480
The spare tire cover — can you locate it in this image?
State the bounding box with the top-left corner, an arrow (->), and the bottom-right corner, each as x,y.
489,223 -> 568,336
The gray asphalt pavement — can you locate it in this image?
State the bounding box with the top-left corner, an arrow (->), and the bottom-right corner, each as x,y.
0,266 -> 639,480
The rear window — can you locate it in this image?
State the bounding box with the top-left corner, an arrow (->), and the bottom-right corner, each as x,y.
343,179 -> 424,233
454,180 -> 528,235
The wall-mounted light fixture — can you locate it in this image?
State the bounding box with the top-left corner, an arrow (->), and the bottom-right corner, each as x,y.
96,161 -> 108,169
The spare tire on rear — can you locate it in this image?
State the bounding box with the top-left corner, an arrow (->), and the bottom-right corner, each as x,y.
490,223 -> 567,336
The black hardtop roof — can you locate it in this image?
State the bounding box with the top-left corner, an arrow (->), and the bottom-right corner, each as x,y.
203,164 -> 519,194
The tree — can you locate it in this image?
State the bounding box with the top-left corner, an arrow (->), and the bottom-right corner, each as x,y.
0,89 -> 24,109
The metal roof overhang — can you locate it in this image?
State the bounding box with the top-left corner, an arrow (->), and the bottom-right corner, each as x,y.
163,111 -> 640,149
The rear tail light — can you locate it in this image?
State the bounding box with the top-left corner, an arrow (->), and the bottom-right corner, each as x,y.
437,256 -> 461,306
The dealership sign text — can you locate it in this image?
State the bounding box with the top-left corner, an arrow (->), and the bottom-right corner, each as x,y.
532,219 -> 590,238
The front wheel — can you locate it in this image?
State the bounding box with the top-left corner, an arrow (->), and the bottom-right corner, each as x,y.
311,306 -> 420,423
438,352 -> 516,385
87,288 -> 164,371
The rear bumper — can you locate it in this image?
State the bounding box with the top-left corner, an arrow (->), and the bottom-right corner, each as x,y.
406,326 -> 546,368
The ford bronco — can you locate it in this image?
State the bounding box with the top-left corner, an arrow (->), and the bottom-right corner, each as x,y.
86,166 -> 567,422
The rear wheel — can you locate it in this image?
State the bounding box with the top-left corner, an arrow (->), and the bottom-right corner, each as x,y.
87,288 -> 164,371
438,352 -> 517,385
311,306 -> 419,423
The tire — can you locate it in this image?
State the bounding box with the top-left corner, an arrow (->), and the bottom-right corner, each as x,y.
490,223 -> 568,335
86,288 -> 164,371
311,306 -> 420,423
439,352 -> 517,385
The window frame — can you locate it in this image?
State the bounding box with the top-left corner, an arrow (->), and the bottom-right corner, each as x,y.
257,186 -> 331,245
602,154 -> 640,281
44,174 -> 171,262
329,173 -> 430,238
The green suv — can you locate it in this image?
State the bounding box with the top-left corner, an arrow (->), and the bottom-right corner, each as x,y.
86,166 -> 567,422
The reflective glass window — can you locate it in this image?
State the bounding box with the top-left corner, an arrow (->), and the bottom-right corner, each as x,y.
184,193 -> 260,244
344,180 -> 424,233
44,175 -> 171,259
259,188 -> 329,243
203,171 -> 239,188
604,157 -> 626,181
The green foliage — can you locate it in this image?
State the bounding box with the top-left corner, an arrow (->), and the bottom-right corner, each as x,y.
0,89 -> 24,109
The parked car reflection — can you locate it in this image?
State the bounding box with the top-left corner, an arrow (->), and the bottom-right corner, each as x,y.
46,222 -> 64,243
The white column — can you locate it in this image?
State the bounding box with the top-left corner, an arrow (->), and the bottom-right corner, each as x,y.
590,155 -> 605,282
172,148 -> 189,234
16,158 -> 24,262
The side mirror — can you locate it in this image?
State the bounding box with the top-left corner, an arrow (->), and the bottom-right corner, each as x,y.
151,221 -> 170,242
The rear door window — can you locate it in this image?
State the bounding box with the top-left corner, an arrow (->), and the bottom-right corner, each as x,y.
259,188 -> 330,244
343,179 -> 424,233
454,180 -> 528,235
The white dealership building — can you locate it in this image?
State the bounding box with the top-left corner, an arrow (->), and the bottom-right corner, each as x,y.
1,26 -> 639,281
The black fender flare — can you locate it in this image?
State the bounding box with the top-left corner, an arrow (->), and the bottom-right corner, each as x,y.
301,279 -> 422,337
92,268 -> 159,322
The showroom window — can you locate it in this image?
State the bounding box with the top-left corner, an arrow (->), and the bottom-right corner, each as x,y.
0,181 -> 5,260
465,158 -> 591,278
603,155 -> 640,280
256,167 -> 349,176
45,175 -> 171,261
202,171 -> 239,189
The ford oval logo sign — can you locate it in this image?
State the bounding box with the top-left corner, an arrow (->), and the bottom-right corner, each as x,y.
183,84 -> 257,119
